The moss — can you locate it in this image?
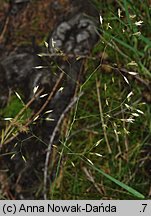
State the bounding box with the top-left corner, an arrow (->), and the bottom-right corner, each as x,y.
2,94 -> 32,120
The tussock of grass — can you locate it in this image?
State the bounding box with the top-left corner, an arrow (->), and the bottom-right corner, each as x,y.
48,0 -> 151,199
0,0 -> 151,200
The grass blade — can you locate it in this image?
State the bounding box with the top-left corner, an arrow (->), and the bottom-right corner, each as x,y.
88,163 -> 145,199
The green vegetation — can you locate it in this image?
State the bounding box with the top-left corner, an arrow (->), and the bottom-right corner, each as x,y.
48,0 -> 151,199
2,94 -> 31,119
0,92 -> 32,145
0,0 -> 151,200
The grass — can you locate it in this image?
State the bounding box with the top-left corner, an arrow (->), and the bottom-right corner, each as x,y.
47,0 -> 151,199
0,0 -> 151,199
0,92 -> 32,146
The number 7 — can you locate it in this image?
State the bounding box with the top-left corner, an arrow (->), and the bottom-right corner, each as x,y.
142,204 -> 147,212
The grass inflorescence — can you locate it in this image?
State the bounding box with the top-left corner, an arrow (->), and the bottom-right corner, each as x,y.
48,0 -> 151,199
0,0 -> 151,200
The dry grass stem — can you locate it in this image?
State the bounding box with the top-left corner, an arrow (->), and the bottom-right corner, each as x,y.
96,77 -> 112,154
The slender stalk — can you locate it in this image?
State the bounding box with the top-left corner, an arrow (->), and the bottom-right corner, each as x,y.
96,77 -> 112,154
